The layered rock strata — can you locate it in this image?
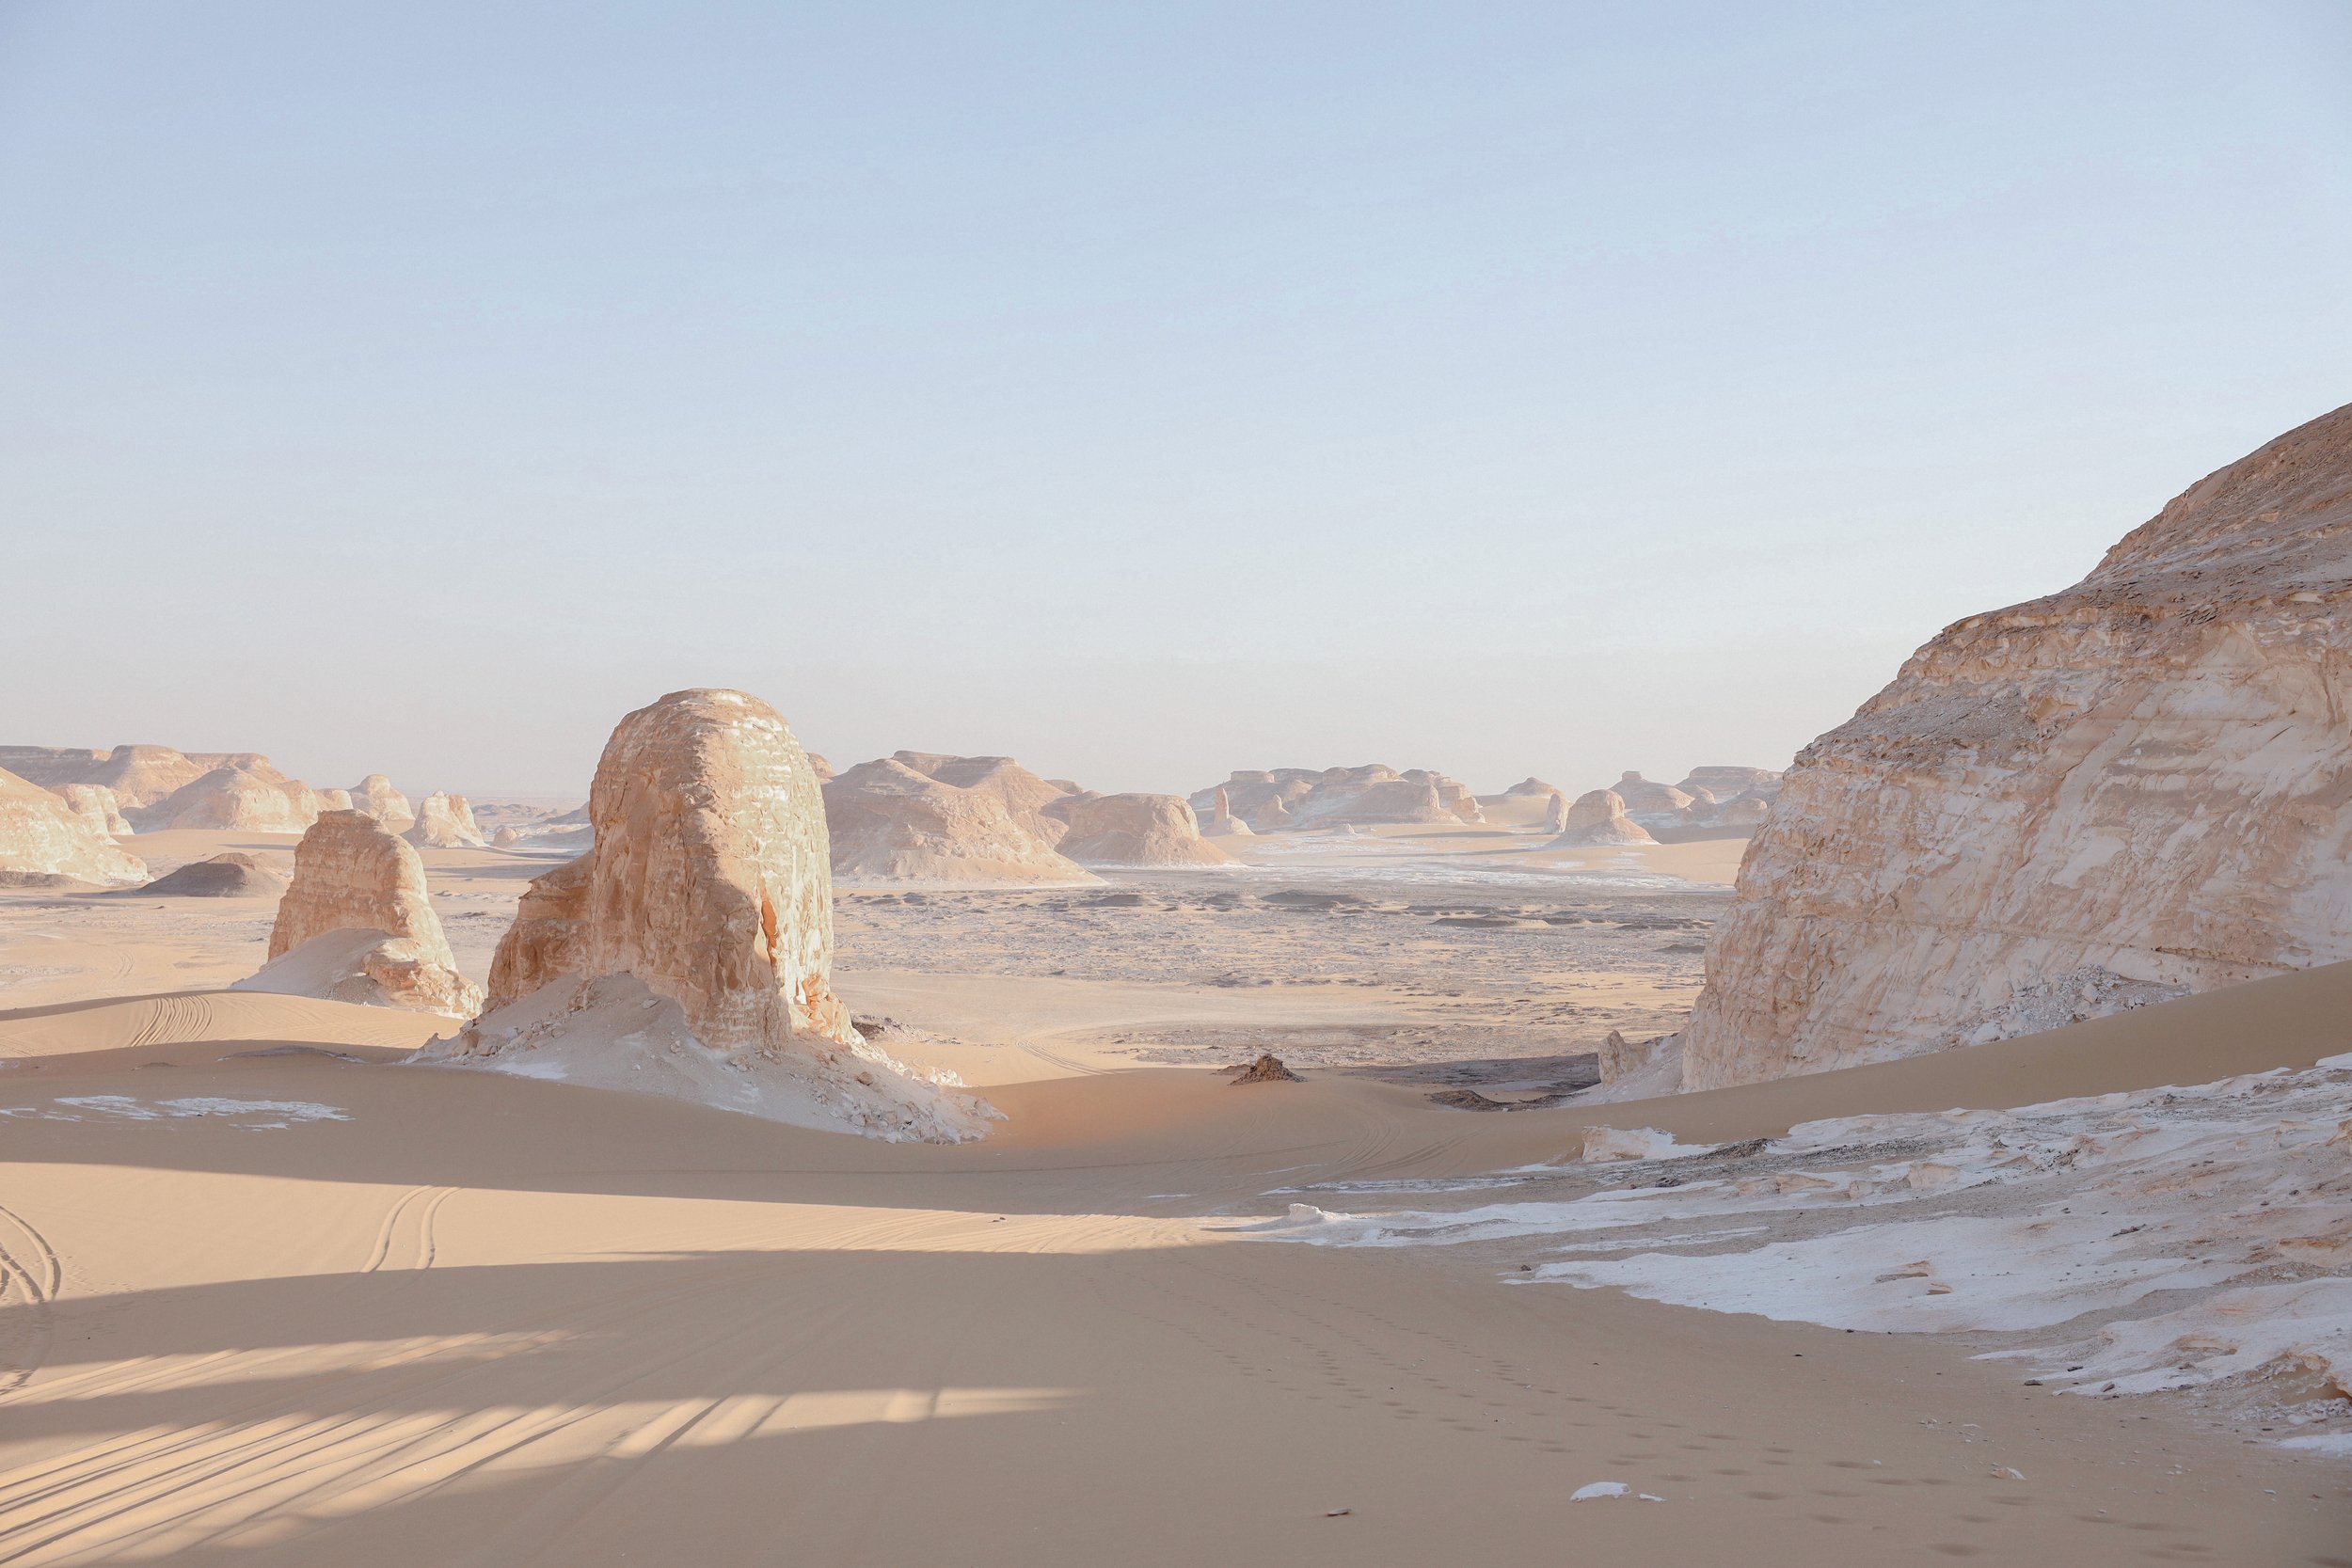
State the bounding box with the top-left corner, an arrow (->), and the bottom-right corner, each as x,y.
242,810 -> 480,1015
1680,404 -> 2352,1088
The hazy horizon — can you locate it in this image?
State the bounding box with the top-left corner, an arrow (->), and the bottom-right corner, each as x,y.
6,2 -> 2348,798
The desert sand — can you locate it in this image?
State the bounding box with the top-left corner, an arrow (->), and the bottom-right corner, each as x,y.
0,806 -> 2343,1565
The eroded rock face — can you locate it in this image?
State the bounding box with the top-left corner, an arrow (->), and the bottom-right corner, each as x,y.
405,791 -> 486,848
1201,785 -> 1255,837
891,752 -> 1074,845
1677,766 -> 1781,802
246,810 -> 479,1015
825,756 -> 1093,884
0,744 -> 217,810
136,758 -> 323,832
1548,789 -> 1656,847
1609,771 -> 1692,824
59,784 -> 132,839
348,775 -> 415,829
442,689 -> 990,1142
1503,776 -> 1562,798
1188,765 -> 1483,831
0,768 -> 148,886
1680,404 -> 2352,1089
1047,792 -> 1233,867
1541,790 -> 1570,834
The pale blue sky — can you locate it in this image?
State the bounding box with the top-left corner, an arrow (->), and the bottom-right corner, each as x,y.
4,2 -> 2347,798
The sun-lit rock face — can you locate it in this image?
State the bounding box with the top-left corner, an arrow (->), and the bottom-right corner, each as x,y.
1045,791 -> 1233,867
825,756 -> 1094,884
1541,790 -> 1570,834
0,768 -> 149,886
1188,764 -> 1482,831
59,784 -> 132,840
1680,403 -> 2352,1090
248,809 -> 480,1016
442,690 -> 989,1143
495,688 -> 855,1047
404,791 -> 487,848
1548,788 -> 1656,848
348,774 -> 415,829
135,757 -> 323,832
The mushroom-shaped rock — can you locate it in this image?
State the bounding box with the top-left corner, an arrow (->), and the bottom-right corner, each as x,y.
405,791 -> 487,848
1046,793 -> 1233,867
1548,789 -> 1657,848
237,810 -> 481,1016
348,775 -> 416,829
433,689 -> 993,1142
0,768 -> 149,886
824,756 -> 1095,884
1610,772 -> 1693,820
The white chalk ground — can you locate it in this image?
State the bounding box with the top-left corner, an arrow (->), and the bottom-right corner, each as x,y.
1239,1053 -> 2352,1455
414,972 -> 1000,1144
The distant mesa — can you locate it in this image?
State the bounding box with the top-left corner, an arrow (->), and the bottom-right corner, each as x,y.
1502,776 -> 1561,798
235,809 -> 481,1016
135,851 -> 289,898
404,791 -> 487,848
1547,788 -> 1656,848
0,743 -> 216,810
824,752 -> 1096,884
1187,765 -> 1484,832
431,689 -> 989,1141
1680,400 -> 2352,1089
1044,791 -> 1233,868
0,766 -> 149,887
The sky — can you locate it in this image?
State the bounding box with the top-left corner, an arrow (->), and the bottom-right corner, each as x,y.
3,1 -> 2348,800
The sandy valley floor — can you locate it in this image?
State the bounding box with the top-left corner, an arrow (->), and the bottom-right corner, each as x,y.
0,826 -> 2344,1565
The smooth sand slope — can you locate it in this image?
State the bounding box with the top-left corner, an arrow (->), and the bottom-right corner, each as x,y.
0,977 -> 2343,1566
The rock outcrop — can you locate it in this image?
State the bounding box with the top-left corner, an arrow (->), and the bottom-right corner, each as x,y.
825,755 -> 1094,884
1608,771 -> 1692,824
434,689 -> 989,1142
0,744 -> 216,809
1189,765 -> 1484,832
1680,404 -> 2352,1089
1548,788 -> 1656,848
1046,792 -> 1233,867
347,775 -> 416,829
1200,785 -> 1255,837
0,768 -> 149,886
135,852 -> 289,897
59,784 -> 132,839
404,791 -> 487,848
1677,766 -> 1781,802
1541,790 -> 1571,834
1503,777 -> 1563,798
239,810 -> 480,1015
135,757 -> 323,832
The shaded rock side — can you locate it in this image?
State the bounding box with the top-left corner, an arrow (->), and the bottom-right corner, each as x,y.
135,852 -> 288,897
825,757 -> 1095,884
1046,792 -> 1234,867
1680,403 -> 2352,1090
247,809 -> 479,1016
1548,788 -> 1657,847
405,791 -> 487,848
0,768 -> 149,886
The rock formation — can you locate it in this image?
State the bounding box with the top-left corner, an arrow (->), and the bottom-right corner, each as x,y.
239,810 -> 480,1015
1680,403 -> 2352,1089
135,852 -> 289,897
1200,785 -> 1255,837
1231,1053 -> 1300,1084
1607,771 -> 1693,823
404,791 -> 487,848
1547,788 -> 1656,848
1189,765 -> 1484,831
1677,766 -> 1781,802
807,752 -> 836,784
0,744 -> 217,809
59,784 -> 132,839
135,757 -> 323,832
1502,777 -> 1563,798
348,774 -> 416,829
1046,792 -> 1233,867
434,689 -> 988,1142
1541,790 -> 1570,834
825,755 -> 1094,883
0,768 -> 149,886
316,788 -> 354,811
